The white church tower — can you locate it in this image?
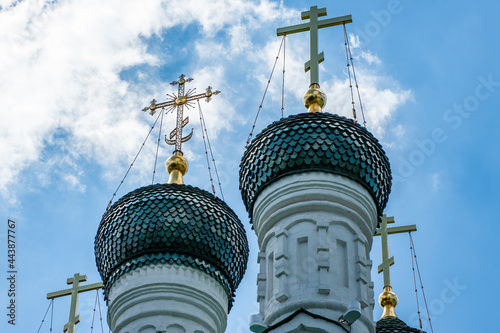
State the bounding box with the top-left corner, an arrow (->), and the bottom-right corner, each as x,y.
94,75 -> 249,333
239,6 -> 392,333
91,6 -> 426,333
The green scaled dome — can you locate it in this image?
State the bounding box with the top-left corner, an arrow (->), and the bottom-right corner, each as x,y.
239,112 -> 391,222
94,183 -> 249,309
376,317 -> 425,333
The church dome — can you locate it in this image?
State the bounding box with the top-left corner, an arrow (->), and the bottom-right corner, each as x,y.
376,317 -> 425,333
239,112 -> 391,221
94,183 -> 249,307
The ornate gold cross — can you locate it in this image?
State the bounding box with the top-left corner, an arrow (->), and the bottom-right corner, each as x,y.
46,273 -> 103,333
374,215 -> 417,288
277,6 -> 352,85
142,74 -> 220,153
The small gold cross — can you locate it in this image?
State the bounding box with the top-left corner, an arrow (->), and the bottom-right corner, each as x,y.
47,273 -> 103,333
142,74 -> 220,153
277,6 -> 352,85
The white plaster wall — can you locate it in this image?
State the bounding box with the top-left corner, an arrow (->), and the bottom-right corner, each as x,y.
252,172 -> 378,333
107,263 -> 228,333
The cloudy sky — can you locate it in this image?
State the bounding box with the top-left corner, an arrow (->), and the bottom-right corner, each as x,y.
1,0 -> 499,332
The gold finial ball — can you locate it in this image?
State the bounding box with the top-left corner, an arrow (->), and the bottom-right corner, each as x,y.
379,289 -> 399,308
166,153 -> 188,175
303,84 -> 327,113
175,96 -> 187,106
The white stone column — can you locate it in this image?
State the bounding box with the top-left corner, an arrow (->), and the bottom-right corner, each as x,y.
252,172 -> 378,333
106,263 -> 229,333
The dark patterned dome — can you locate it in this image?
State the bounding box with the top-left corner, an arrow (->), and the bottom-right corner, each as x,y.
239,112 -> 391,221
94,183 -> 248,308
376,317 -> 425,333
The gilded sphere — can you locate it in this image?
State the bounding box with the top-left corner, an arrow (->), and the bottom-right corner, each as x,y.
303,85 -> 327,112
166,154 -> 188,175
175,96 -> 187,106
379,289 -> 399,308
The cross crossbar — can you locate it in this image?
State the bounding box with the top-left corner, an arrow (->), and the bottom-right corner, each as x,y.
276,5 -> 352,85
46,281 -> 103,299
276,15 -> 352,36
142,74 -> 220,154
374,224 -> 417,237
46,273 -> 103,333
374,215 -> 417,288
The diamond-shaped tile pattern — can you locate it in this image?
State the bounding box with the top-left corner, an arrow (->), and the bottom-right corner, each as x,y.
95,183 -> 249,309
376,317 -> 425,333
239,112 -> 391,222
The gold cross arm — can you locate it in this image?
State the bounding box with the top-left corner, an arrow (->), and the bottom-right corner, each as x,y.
374,224 -> 417,237
276,15 -> 352,35
142,84 -> 220,114
46,273 -> 103,333
142,75 -> 220,153
374,215 -> 417,288
47,281 -> 103,299
142,98 -> 175,115
277,6 -> 352,85
142,89 -> 219,115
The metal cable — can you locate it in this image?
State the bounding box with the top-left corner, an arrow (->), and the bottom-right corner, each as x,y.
90,289 -> 98,333
50,298 -> 54,333
36,299 -> 54,333
198,101 -> 215,196
245,35 -> 286,149
97,289 -> 105,333
198,100 -> 224,200
409,232 -> 424,332
344,24 -> 367,127
281,35 -> 286,119
343,24 -> 357,123
104,109 -> 164,213
410,233 -> 434,333
152,107 -> 166,184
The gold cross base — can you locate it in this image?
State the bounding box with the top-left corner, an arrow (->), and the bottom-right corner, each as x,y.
166,151 -> 188,184
303,84 -> 326,112
378,286 -> 399,319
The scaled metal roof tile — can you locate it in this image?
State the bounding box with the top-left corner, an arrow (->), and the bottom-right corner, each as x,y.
376,317 -> 425,333
239,112 -> 391,223
95,183 -> 249,310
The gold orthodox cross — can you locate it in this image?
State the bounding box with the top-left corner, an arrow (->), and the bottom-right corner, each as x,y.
374,215 -> 417,288
277,6 -> 352,85
142,74 -> 220,153
46,273 -> 103,333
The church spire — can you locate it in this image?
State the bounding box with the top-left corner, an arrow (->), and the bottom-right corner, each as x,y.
276,6 -> 352,113
142,74 -> 220,184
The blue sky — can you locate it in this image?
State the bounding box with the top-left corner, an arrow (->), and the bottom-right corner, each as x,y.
1,0 -> 499,332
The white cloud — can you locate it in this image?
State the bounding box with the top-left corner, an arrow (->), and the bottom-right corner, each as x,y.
394,124 -> 405,138
0,0 -> 412,204
322,60 -> 411,139
0,0 -> 18,10
63,172 -> 86,193
360,51 -> 381,65
0,0 -> 168,198
248,30 -> 411,139
0,0 -> 288,201
432,173 -> 441,190
382,123 -> 407,149
349,33 -> 361,48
